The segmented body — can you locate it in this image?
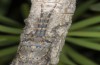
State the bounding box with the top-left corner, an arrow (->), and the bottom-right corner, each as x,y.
34,4 -> 55,42
30,4 -> 57,49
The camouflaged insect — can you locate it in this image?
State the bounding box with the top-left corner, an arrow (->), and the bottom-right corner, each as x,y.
11,0 -> 76,65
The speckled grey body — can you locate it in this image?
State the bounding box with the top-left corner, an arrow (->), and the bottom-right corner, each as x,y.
11,0 -> 76,65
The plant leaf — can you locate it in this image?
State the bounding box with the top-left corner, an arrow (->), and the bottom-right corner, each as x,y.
68,31 -> 100,38
0,46 -> 17,57
90,3 -> 100,12
60,53 -> 76,65
81,26 -> 100,31
70,16 -> 100,31
0,25 -> 22,34
0,15 -> 23,28
58,62 -> 64,65
0,35 -> 19,46
63,45 -> 98,65
66,37 -> 100,51
83,38 -> 100,42
0,54 -> 14,64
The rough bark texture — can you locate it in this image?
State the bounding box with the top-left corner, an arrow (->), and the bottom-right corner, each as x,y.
11,0 -> 76,65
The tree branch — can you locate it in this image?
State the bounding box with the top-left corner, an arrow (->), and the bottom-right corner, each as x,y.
11,0 -> 76,65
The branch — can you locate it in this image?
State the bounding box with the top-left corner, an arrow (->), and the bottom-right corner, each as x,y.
11,0 -> 76,65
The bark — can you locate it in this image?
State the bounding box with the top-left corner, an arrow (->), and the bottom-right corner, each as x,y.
11,0 -> 76,65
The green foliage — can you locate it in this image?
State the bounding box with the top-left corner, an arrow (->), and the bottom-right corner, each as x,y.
62,45 -> 98,65
0,15 -> 22,28
67,38 -> 100,51
0,25 -> 22,34
0,35 -> 19,46
90,3 -> 100,12
0,0 -> 100,65
70,16 -> 100,31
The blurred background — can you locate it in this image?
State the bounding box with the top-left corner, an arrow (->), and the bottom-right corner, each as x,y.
0,0 -> 100,65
